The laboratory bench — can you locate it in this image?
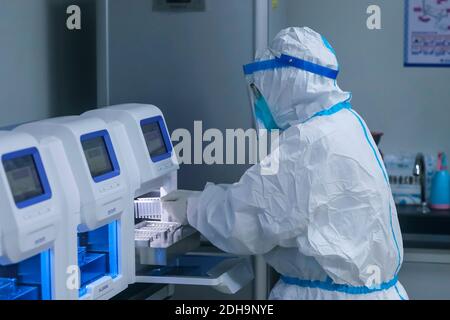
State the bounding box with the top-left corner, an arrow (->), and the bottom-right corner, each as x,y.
107,208 -> 450,300
397,206 -> 450,249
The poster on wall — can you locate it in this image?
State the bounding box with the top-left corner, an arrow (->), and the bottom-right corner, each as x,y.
405,0 -> 450,67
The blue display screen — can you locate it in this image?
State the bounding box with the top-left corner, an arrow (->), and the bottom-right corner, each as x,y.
1,148 -> 52,209
140,116 -> 173,163
3,155 -> 44,204
81,136 -> 114,178
80,130 -> 120,183
142,122 -> 167,158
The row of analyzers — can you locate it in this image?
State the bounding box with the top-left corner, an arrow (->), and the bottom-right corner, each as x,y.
0,104 -> 183,300
0,103 -> 254,300
0,105 -> 178,300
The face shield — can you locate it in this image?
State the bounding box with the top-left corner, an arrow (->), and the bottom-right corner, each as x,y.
243,54 -> 340,132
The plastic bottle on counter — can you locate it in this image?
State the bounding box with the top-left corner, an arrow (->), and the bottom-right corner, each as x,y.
430,152 -> 450,210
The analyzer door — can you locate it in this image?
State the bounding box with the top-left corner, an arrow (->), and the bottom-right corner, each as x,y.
77,221 -> 119,297
0,251 -> 52,300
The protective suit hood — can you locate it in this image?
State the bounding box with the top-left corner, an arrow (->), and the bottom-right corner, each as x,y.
251,27 -> 351,129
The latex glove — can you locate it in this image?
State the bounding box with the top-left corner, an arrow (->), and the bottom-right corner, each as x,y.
161,190 -> 201,225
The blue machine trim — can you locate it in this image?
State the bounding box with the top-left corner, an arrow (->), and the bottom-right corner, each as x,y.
77,221 -> 120,298
40,250 -> 52,300
140,116 -> 173,163
79,287 -> 87,297
80,130 -> 121,183
281,275 -> 399,295
243,54 -> 339,80
1,147 -> 52,209
108,221 -> 119,278
0,250 -> 53,300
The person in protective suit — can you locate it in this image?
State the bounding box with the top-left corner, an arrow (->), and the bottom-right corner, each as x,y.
163,27 -> 408,300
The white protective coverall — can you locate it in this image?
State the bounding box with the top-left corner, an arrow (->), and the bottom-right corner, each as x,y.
186,27 -> 408,300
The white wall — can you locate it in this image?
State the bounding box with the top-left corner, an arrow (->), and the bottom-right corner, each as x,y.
108,0 -> 255,190
286,0 -> 450,157
269,0 -> 289,40
0,1 -> 51,126
106,0 -> 257,298
0,0 -> 98,127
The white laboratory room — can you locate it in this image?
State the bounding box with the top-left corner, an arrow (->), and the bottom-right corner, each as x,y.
1,0 -> 450,313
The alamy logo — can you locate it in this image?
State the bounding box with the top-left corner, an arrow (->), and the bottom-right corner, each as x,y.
367,5 -> 382,30
66,265 -> 80,291
171,122 -> 281,176
365,265 -> 382,288
66,5 -> 81,30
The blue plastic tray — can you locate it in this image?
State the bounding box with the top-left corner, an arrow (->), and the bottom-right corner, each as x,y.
79,253 -> 108,287
0,278 -> 39,300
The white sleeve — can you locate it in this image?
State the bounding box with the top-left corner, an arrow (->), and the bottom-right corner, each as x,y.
187,128 -> 309,256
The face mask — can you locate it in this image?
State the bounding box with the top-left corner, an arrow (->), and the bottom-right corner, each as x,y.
247,83 -> 282,132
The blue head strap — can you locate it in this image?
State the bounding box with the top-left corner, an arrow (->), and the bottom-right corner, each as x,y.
243,54 -> 339,80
